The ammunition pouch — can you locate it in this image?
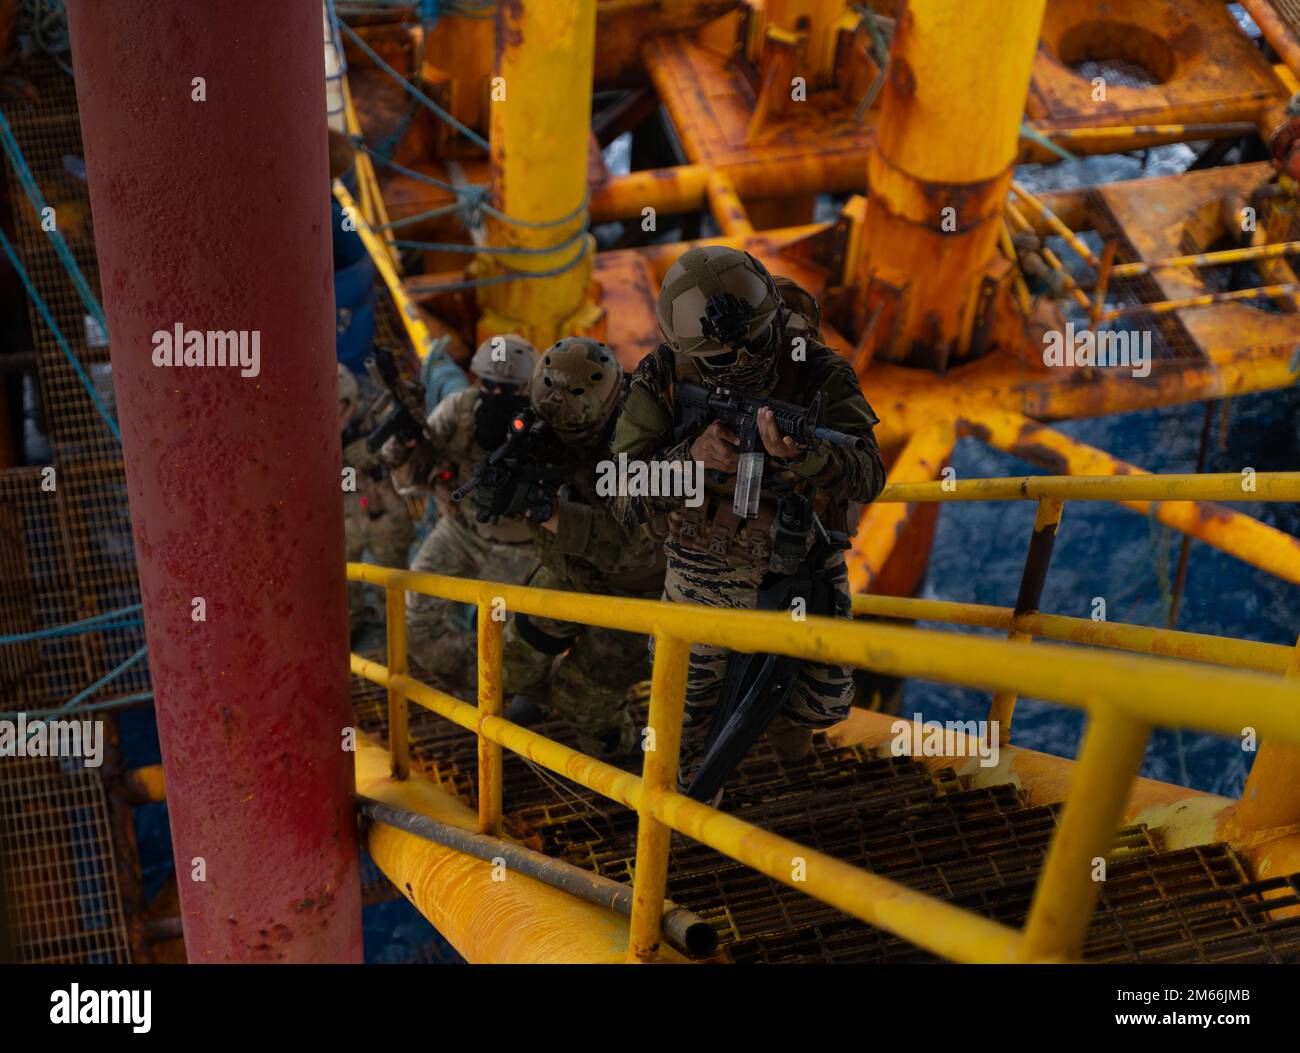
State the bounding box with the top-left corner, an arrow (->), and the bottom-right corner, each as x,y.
514,612 -> 575,656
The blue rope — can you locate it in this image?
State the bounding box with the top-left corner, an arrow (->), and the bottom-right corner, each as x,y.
52,645 -> 148,715
1020,122 -> 1078,163
2,692 -> 154,722
420,239 -> 591,292
375,202 -> 463,231
358,144 -> 590,231
339,20 -> 490,150
0,604 -> 144,647
393,221 -> 588,255
0,108 -> 109,334
0,224 -> 121,441
0,645 -> 150,721
2,619 -> 142,646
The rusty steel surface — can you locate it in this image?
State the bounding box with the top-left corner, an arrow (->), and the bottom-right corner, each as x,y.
65,0 -> 362,962
1031,0 -> 1287,131
350,675 -> 1300,964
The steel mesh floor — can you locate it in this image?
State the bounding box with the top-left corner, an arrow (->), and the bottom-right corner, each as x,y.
0,755 -> 131,963
351,672 -> 1300,964
1080,190 -> 1207,367
0,55 -> 149,709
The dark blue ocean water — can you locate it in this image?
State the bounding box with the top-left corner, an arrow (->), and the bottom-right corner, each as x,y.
905,385 -> 1300,796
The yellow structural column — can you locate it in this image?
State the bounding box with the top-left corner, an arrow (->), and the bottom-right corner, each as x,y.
478,0 -> 604,348
855,0 -> 1046,368
1236,637 -> 1300,833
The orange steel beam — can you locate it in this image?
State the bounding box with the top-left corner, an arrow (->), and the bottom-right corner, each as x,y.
962,408 -> 1300,585
847,418 -> 956,594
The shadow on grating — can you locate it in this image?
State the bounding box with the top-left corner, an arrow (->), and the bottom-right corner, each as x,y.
351,668 -> 1300,965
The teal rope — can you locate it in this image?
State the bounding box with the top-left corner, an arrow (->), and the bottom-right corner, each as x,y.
0,224 -> 121,441
1020,123 -> 1079,163
339,20 -> 490,150
420,239 -> 591,292
0,108 -> 108,334
2,692 -> 154,722
0,646 -> 150,721
0,604 -> 144,646
53,645 -> 148,715
393,221 -> 588,255
358,142 -> 590,231
375,202 -> 463,231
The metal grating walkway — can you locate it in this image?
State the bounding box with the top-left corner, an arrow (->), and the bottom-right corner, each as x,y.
351,672 -> 1300,964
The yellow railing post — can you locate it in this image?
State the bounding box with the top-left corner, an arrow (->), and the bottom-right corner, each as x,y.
989,497 -> 1063,744
1017,703 -> 1151,962
477,607 -> 505,837
386,584 -> 410,780
1236,634 -> 1300,833
627,632 -> 690,963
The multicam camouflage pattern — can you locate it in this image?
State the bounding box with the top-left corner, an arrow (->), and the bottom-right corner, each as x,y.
500,380 -> 667,757
529,337 -> 623,440
502,564 -> 647,757
469,333 -> 539,387
425,386 -> 534,545
343,380 -> 415,624
406,513 -> 538,696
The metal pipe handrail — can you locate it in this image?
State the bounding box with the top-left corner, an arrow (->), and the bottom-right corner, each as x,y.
347,469 -> 1300,964
850,593 -> 1294,674
874,471 -> 1300,503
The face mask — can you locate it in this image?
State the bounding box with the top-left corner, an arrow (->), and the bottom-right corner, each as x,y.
698,324 -> 779,391
475,388 -> 530,450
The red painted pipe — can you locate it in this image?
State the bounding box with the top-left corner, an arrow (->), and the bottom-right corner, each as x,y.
66,0 -> 362,962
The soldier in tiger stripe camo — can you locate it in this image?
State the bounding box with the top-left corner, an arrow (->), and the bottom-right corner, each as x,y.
610,246 -> 885,798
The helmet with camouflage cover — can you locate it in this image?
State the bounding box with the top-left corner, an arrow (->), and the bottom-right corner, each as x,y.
470,333 -> 539,389
529,337 -> 623,440
656,246 -> 782,376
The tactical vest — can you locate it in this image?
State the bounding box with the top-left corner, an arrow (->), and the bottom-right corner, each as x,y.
663,277 -> 845,571
446,388 -> 535,546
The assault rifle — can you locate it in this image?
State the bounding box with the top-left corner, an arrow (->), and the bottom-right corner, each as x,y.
451,408 -> 566,524
363,346 -> 438,478
675,381 -> 866,518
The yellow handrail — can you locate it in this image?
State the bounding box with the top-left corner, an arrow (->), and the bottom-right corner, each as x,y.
348,535 -> 1300,962
875,471 -> 1300,503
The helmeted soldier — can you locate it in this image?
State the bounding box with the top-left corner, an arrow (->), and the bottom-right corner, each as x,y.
497,337 -> 666,758
610,246 -> 885,797
340,363 -> 415,633
400,334 -> 542,695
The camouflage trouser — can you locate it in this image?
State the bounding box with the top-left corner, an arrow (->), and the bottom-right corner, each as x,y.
406,514 -> 538,694
659,541 -> 854,788
344,492 -> 414,624
502,564 -> 648,757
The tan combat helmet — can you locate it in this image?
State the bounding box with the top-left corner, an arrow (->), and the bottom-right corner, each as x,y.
337,363 -> 359,408
470,333 -> 539,389
656,245 -> 781,364
529,337 -> 623,440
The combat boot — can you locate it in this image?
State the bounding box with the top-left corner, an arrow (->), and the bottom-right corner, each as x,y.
766,713 -> 814,761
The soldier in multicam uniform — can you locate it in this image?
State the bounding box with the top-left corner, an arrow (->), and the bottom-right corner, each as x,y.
609,246 -> 885,793
493,337 -> 667,759
340,363 -> 416,633
400,335 -> 542,696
